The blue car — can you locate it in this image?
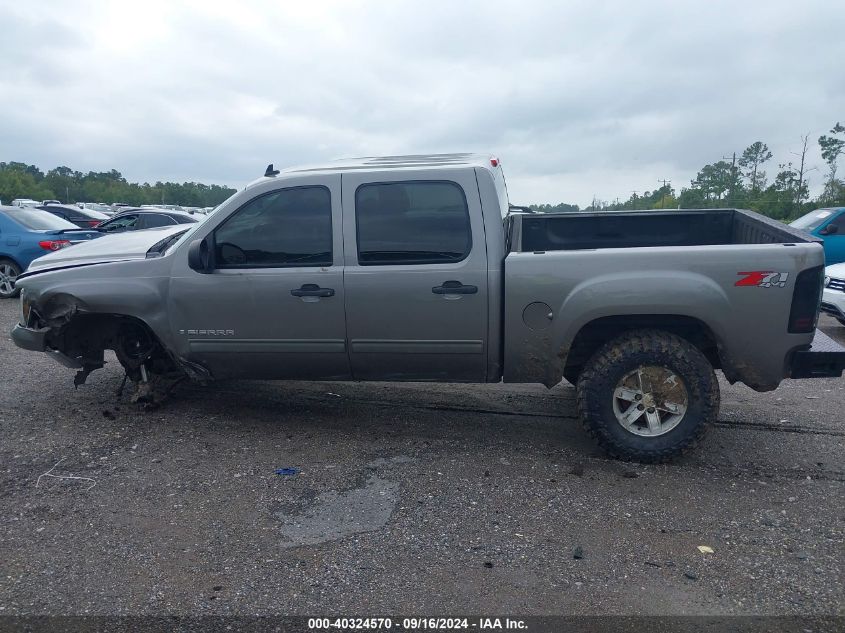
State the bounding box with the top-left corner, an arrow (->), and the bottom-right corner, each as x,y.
0,205 -> 102,298
789,207 -> 845,265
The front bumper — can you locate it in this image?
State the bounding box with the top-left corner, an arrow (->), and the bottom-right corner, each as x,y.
10,323 -> 83,369
789,329 -> 845,379
821,285 -> 845,320
11,323 -> 47,352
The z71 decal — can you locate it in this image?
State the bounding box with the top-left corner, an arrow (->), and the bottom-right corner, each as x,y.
735,271 -> 790,288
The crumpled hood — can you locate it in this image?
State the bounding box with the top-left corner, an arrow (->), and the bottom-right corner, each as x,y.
25,225 -> 189,274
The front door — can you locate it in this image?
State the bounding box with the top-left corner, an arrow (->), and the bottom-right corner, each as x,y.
341,170 -> 489,381
169,174 -> 350,380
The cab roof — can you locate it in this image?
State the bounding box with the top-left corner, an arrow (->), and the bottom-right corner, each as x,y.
247,153 -> 499,188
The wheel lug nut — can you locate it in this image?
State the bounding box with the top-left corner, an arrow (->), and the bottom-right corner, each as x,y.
635,394 -> 642,400
637,404 -> 645,411
647,407 -> 655,413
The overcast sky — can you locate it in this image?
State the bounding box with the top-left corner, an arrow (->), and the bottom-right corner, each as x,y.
1,0 -> 844,206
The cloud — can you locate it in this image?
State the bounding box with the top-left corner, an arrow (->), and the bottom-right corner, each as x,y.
0,0 -> 843,205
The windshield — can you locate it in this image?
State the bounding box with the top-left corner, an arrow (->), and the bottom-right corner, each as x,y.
146,228 -> 191,258
790,209 -> 836,231
3,208 -> 78,230
161,221 -> 202,252
139,192 -> 233,254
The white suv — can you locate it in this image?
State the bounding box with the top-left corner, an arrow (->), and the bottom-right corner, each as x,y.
822,263 -> 845,326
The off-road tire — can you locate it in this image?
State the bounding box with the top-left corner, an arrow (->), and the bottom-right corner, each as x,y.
0,258 -> 22,299
576,329 -> 719,462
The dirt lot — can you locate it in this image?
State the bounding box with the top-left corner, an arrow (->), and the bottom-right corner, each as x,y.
0,297 -> 843,616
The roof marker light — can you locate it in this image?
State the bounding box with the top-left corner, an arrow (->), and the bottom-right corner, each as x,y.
490,157 -> 499,167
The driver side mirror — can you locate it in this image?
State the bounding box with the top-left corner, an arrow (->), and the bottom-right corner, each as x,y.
187,237 -> 214,273
820,224 -> 839,236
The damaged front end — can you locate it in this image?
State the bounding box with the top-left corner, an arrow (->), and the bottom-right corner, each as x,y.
13,291 -> 188,405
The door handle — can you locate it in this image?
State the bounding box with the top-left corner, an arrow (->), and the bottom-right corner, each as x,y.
291,284 -> 335,298
432,280 -> 478,295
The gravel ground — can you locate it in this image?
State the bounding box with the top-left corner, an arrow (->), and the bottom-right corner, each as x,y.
0,298 -> 843,616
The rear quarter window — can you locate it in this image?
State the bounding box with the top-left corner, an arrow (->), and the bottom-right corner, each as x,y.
143,214 -> 178,228
2,209 -> 78,230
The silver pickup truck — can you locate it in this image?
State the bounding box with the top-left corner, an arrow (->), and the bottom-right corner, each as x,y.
10,153 -> 845,461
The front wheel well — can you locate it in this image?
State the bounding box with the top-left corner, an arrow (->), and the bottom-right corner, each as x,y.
0,255 -> 22,267
47,312 -> 175,379
563,315 -> 720,384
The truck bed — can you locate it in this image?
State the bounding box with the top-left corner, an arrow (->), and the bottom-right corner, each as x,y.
510,208 -> 817,252
502,207 -> 825,390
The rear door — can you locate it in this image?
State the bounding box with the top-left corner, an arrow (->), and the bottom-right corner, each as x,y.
341,170 -> 489,381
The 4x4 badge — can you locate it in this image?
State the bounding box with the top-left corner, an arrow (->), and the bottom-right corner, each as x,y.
735,271 -> 790,288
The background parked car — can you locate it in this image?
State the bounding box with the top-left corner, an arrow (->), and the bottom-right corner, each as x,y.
78,202 -> 116,216
789,207 -> 845,264
822,263 -> 845,326
95,208 -> 199,233
37,204 -> 110,228
10,199 -> 39,208
0,206 -> 102,298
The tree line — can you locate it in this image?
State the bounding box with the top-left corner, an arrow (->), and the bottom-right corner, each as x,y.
531,122 -> 845,220
4,123 -> 844,219
0,162 -> 237,208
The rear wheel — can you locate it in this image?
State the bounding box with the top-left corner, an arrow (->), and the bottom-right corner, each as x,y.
0,259 -> 21,299
576,329 -> 718,462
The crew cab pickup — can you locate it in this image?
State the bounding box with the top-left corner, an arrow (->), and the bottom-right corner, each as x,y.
11,153 -> 845,461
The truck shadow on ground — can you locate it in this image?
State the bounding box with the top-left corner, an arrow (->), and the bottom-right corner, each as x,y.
168,378 -> 600,454
15,355 -> 841,479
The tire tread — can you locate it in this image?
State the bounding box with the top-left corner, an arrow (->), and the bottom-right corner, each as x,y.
576,329 -> 718,462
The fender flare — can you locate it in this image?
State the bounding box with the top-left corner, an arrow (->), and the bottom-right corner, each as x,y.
554,270 -> 731,363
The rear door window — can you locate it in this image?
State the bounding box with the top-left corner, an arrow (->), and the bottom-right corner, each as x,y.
355,181 -> 471,265
213,186 -> 332,268
141,214 -> 177,229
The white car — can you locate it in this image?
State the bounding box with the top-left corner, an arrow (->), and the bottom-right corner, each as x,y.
822,263 -> 845,326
